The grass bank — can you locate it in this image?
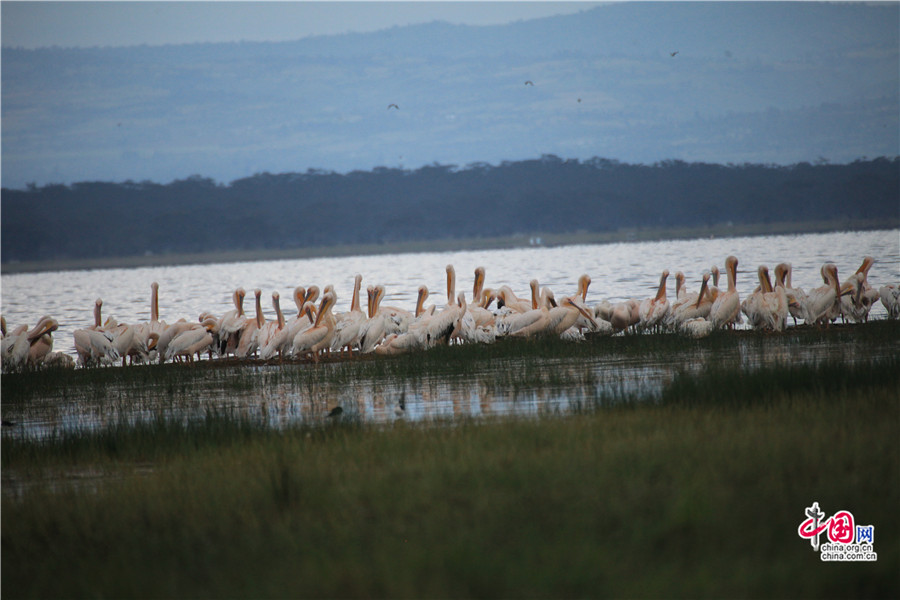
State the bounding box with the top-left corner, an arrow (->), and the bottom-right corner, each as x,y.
3,355 -> 898,598
2,218 -> 895,274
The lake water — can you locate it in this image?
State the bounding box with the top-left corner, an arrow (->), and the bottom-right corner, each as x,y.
2,229 -> 899,436
2,230 -> 898,359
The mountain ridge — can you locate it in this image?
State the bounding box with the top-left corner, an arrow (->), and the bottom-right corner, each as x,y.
1,2 -> 896,188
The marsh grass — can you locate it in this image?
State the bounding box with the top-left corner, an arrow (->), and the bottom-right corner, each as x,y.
3,350 -> 899,598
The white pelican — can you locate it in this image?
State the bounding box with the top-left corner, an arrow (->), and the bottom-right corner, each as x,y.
132,282 -> 168,363
25,317 -> 58,369
154,319 -> 194,363
593,299 -> 614,322
673,271 -> 686,301
839,275 -> 871,323
670,273 -> 712,330
760,267 -> 789,331
2,323 -> 29,372
709,256 -> 741,330
775,263 -> 806,326
742,266 -> 782,330
473,267 -> 486,305
803,263 -> 841,326
165,319 -> 217,363
73,300 -> 121,367
466,269 -> 495,327
7,316 -> 60,371
840,257 -> 878,323
451,292 -> 497,345
680,318 -> 714,339
258,292 -> 286,360
292,292 -> 337,361
414,285 -> 437,319
235,289 -> 265,358
496,282 -> 535,313
374,331 -> 425,355
544,289 -> 599,337
218,287 -> 248,356
639,270 -> 670,332
103,318 -> 136,366
879,285 -> 900,318
609,299 -> 639,333
331,275 -> 367,355
498,288 -> 556,337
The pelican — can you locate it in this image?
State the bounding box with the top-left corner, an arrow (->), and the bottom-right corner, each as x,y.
29,316 -> 59,368
670,273 -> 712,330
155,319 -> 194,363
234,289 -> 264,358
759,267 -> 789,331
450,293 -> 496,345
841,272 -> 877,323
165,318 -> 217,363
331,274 -> 367,355
5,316 -> 60,371
742,266 -> 780,330
132,281 -> 168,363
102,317 -> 136,366
467,267 -> 495,327
372,284 -> 412,334
879,284 -> 900,319
218,287 -> 248,356
680,318 -> 714,339
803,263 -> 841,326
639,270 -> 670,332
498,288 -> 555,337
840,257 -> 878,323
292,292 -> 337,361
496,281 -> 538,313
609,299 -> 639,333
593,299 -> 614,322
258,292 -> 286,360
673,271 -> 686,301
775,263 -> 806,325
709,256 -> 741,330
73,299 -> 121,367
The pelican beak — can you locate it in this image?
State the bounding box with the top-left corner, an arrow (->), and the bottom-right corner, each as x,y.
567,298 -> 598,328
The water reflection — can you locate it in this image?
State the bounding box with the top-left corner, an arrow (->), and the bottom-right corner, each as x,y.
4,329 -> 894,441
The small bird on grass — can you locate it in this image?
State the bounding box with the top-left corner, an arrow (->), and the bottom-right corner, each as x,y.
326,406 -> 343,419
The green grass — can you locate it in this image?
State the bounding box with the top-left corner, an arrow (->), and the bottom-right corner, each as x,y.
3,352 -> 899,598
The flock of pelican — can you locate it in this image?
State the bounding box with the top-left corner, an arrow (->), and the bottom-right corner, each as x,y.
2,255 -> 898,373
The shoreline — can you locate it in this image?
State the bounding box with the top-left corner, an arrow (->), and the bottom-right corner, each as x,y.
2,218 -> 896,275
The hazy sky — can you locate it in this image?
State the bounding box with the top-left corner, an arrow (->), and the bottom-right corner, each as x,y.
1,1 -> 604,49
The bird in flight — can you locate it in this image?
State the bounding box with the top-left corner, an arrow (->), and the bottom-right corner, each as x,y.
326,406 -> 343,418
670,51 -> 679,57
388,103 -> 399,110
524,80 -> 534,86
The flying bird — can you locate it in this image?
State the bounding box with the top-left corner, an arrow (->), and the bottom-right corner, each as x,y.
524,80 -> 534,86
670,51 -> 679,57
388,103 -> 399,110
326,406 -> 343,418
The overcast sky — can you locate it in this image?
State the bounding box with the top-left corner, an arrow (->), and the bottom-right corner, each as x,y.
1,1 -> 604,49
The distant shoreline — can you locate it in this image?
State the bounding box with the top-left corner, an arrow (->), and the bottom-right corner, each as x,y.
2,218 -> 897,275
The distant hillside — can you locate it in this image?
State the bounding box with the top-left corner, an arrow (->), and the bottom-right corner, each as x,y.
2,157 -> 897,264
1,2 -> 897,188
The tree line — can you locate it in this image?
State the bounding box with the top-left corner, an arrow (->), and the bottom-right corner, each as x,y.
2,156 -> 897,263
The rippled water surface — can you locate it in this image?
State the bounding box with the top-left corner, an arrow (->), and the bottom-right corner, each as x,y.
3,230 -> 898,359
2,230 -> 899,437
